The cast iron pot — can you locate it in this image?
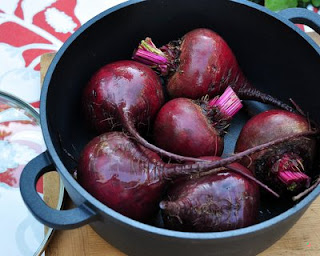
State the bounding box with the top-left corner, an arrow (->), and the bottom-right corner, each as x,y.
20,0 -> 320,255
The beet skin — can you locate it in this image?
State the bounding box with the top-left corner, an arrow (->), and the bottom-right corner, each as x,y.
82,60 -> 164,134
153,98 -> 224,157
166,28 -> 249,99
77,132 -> 166,222
160,157 -> 260,232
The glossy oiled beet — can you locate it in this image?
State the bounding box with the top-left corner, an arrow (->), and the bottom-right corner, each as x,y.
82,60 -> 164,134
160,157 -> 260,232
77,132 -> 166,222
235,110 -> 317,195
153,87 -> 243,158
153,98 -> 224,157
166,28 -> 249,99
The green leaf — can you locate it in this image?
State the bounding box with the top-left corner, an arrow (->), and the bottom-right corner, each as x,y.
298,0 -> 311,7
312,0 -> 320,7
265,0 -> 298,11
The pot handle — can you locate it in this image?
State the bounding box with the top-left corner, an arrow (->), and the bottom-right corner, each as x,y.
20,152 -> 98,229
278,8 -> 320,35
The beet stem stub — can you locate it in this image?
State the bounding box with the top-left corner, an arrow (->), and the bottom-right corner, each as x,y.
278,171 -> 311,188
209,86 -> 243,119
132,37 -> 170,75
272,154 -> 311,191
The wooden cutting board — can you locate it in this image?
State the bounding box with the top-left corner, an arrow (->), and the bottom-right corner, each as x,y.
42,32 -> 320,256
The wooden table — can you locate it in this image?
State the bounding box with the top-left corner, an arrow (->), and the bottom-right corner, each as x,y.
42,32 -> 320,256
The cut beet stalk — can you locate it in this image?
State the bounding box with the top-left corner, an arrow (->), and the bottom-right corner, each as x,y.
272,154 -> 311,191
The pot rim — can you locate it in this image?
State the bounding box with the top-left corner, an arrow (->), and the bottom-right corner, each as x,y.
40,0 -> 320,239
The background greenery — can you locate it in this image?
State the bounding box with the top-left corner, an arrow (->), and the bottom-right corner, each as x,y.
249,0 -> 320,11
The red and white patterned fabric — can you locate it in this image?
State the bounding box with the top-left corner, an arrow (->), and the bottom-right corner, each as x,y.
0,0 -> 127,106
0,1 -> 126,255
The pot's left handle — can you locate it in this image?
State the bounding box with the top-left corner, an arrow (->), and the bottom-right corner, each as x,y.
20,152 -> 98,229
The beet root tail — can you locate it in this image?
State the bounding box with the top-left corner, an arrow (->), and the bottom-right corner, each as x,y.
292,176 -> 320,202
237,87 -> 294,112
122,114 -> 209,162
226,164 -> 279,197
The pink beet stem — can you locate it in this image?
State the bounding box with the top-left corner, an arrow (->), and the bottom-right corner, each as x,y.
278,171 -> 311,187
134,49 -> 168,65
209,87 -> 243,118
273,154 -> 311,188
132,37 -> 169,75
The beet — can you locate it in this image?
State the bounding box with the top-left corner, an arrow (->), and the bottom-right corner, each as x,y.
133,28 -> 293,111
235,110 -> 317,195
82,60 -> 209,162
160,157 -> 260,232
77,132 -> 166,222
153,87 -> 242,157
77,131 -> 313,222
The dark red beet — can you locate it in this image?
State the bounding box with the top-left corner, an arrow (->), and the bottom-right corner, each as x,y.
77,132 -> 166,222
166,29 -> 248,99
154,98 -> 224,157
78,132 -> 284,222
153,87 -> 242,157
235,110 -> 317,195
83,60 -> 163,134
133,28 -> 293,111
160,157 -> 260,232
82,60 -> 208,162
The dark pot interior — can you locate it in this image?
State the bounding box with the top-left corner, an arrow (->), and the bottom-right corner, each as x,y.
41,0 -> 320,255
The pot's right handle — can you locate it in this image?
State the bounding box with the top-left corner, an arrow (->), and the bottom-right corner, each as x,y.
20,152 -> 98,229
279,8 -> 320,35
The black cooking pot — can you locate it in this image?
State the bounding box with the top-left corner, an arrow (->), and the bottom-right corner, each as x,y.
20,0 -> 320,255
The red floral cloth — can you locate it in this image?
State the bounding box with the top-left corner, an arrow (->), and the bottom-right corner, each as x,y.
0,0 -> 126,105
0,1 -> 126,255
